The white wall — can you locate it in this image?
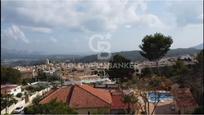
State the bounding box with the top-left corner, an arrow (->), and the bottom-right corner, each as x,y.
10,86 -> 21,96
1,87 -> 51,114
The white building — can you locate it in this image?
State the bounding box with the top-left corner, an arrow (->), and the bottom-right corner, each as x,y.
46,58 -> 50,65
1,84 -> 22,96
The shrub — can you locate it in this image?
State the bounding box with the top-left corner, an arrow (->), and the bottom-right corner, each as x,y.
16,93 -> 22,98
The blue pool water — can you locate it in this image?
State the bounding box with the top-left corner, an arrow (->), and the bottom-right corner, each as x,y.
148,91 -> 173,103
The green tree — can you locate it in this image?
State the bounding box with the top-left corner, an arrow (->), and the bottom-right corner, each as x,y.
139,33 -> 173,61
193,106 -> 204,114
139,33 -> 173,114
139,33 -> 173,75
1,66 -> 22,84
196,49 -> 203,70
24,99 -> 77,114
16,93 -> 22,98
173,60 -> 188,75
32,96 -> 42,105
123,94 -> 138,114
107,54 -> 134,83
1,94 -> 18,111
173,60 -> 188,85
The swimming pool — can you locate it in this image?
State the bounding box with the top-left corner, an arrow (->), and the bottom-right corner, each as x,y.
148,91 -> 173,103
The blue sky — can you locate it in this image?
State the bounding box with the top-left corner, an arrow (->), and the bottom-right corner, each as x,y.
1,0 -> 203,55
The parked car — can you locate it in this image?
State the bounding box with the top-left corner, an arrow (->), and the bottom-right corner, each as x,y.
13,106 -> 24,114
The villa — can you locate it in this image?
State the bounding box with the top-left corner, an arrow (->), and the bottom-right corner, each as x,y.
1,84 -> 22,96
40,84 -> 133,114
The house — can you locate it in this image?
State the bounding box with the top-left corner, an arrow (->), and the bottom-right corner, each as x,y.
1,84 -> 21,96
110,90 -> 134,114
171,84 -> 198,114
40,84 -> 133,114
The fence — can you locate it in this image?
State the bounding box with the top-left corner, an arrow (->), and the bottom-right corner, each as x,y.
1,87 -> 51,114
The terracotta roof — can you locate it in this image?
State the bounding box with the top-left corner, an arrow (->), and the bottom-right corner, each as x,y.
40,86 -> 72,104
39,84 -> 112,109
111,95 -> 127,110
1,85 -> 18,89
111,91 -> 133,110
69,85 -> 111,108
76,84 -> 112,104
174,88 -> 198,108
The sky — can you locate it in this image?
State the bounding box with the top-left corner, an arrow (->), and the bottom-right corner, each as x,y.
1,0 -> 203,55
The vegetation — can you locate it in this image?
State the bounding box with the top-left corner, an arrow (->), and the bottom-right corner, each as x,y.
79,48 -> 200,62
139,33 -> 173,62
32,96 -> 42,105
193,106 -> 204,114
1,94 -> 18,110
36,69 -> 60,82
25,85 -> 47,93
1,66 -> 22,84
24,99 -> 77,114
16,93 -> 22,98
196,49 -> 203,69
123,94 -> 139,114
190,50 -> 203,106
107,54 -> 134,83
138,33 -> 173,114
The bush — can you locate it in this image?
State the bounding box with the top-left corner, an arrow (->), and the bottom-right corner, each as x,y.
26,85 -> 46,92
16,93 -> 22,98
32,96 -> 42,105
24,99 -> 78,114
193,106 -> 204,114
1,67 -> 22,84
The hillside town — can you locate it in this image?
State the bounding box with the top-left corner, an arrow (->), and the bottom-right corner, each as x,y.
1,53 -> 201,114
1,0 -> 203,114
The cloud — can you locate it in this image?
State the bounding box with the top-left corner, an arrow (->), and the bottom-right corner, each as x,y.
50,37 -> 57,43
167,0 -> 203,26
2,25 -> 29,43
21,25 -> 52,33
2,0 -> 165,32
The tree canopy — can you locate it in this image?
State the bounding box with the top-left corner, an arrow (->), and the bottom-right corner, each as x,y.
24,99 -> 77,114
139,33 -> 173,61
123,94 -> 138,114
196,49 -> 203,69
1,66 -> 22,84
107,54 -> 134,83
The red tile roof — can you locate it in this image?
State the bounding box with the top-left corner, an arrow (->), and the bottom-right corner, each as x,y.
69,85 -> 111,108
1,85 -> 18,90
174,88 -> 198,108
111,94 -> 128,110
111,90 -> 134,110
40,86 -> 72,104
40,84 -> 112,109
76,84 -> 112,104
1,85 -> 19,95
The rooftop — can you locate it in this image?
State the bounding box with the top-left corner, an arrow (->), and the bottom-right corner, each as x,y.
174,88 -> 198,108
40,84 -> 112,109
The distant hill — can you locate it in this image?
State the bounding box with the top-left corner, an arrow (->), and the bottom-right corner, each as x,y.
1,48 -> 82,60
1,47 -> 201,63
1,48 -> 42,59
1,48 -> 82,66
79,48 -> 201,62
191,43 -> 203,49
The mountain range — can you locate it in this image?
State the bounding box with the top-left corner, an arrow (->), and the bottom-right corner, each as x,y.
1,43 -> 203,62
79,48 -> 201,62
191,43 -> 203,49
